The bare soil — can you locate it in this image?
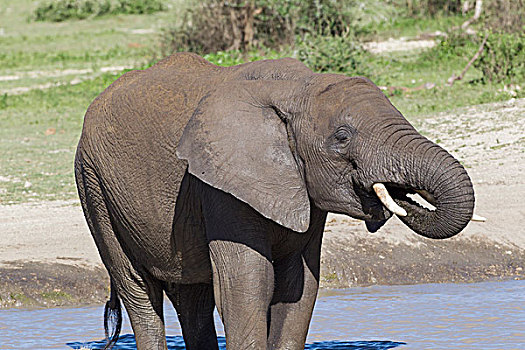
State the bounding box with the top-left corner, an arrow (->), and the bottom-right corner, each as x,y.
0,66 -> 131,95
0,99 -> 523,308
363,37 -> 437,54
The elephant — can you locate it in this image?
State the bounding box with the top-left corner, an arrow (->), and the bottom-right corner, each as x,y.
75,52 -> 477,349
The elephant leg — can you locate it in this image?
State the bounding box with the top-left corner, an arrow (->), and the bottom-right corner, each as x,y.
165,283 -> 219,350
268,215 -> 325,350
267,255 -> 320,349
117,270 -> 166,350
209,240 -> 274,349
76,165 -> 167,350
201,182 -> 275,348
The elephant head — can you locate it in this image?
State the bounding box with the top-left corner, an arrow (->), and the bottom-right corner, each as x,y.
177,65 -> 475,239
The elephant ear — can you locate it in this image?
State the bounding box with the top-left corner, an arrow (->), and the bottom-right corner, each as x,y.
176,81 -> 310,232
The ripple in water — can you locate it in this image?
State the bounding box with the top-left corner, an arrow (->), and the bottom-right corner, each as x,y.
1,280 -> 523,349
67,335 -> 405,350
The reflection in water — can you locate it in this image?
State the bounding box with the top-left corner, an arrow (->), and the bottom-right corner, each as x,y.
0,280 -> 523,349
67,334 -> 405,350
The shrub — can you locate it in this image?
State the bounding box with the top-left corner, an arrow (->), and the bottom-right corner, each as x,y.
402,0 -> 525,33
162,0 -> 294,54
161,0 -> 294,54
203,48 -> 287,67
293,0 -> 357,37
474,31 -> 525,83
296,34 -> 370,75
422,30 -> 475,61
33,0 -> 166,22
161,0 -> 358,55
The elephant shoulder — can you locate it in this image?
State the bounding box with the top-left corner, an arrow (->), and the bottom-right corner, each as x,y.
152,52 -> 221,74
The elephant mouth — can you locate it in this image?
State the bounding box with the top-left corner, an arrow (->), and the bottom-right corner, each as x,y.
355,181 -> 483,235
375,183 -> 437,216
372,182 -> 484,226
385,184 -> 438,216
362,183 -> 436,233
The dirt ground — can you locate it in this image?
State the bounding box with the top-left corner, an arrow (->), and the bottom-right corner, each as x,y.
0,98 -> 523,308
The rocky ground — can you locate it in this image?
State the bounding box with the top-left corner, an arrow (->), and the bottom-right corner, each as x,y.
0,98 -> 523,308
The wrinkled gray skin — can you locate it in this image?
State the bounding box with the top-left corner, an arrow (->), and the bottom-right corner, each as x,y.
75,53 -> 475,349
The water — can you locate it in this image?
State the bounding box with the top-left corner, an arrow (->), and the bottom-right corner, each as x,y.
0,280 -> 523,349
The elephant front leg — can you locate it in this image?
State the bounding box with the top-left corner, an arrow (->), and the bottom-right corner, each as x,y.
267,254 -> 320,350
209,240 -> 274,349
268,216 -> 324,350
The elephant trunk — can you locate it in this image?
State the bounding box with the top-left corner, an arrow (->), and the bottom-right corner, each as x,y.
374,134 -> 475,239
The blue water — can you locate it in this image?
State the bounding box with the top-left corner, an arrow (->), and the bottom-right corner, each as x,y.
0,280 -> 523,349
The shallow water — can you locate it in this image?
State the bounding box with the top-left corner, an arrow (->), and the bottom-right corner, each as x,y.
0,280 -> 523,349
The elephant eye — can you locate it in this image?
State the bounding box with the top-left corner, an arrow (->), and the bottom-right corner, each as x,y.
333,126 -> 355,143
335,130 -> 349,142
330,125 -> 356,157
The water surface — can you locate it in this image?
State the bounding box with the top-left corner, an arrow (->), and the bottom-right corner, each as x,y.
0,280 -> 523,349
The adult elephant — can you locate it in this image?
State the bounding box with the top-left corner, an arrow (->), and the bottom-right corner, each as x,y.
75,53 -> 477,349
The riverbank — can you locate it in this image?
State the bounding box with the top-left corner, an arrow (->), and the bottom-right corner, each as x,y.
1,98 -> 523,308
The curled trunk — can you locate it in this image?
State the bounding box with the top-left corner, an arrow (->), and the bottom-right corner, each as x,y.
380,138 -> 475,239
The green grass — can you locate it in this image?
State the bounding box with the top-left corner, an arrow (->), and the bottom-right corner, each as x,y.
0,0 -> 523,203
0,0 -> 186,203
363,49 -> 521,117
0,0 -> 185,74
0,72 -> 123,203
40,290 -> 72,301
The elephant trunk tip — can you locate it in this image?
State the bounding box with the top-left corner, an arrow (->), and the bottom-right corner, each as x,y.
371,181 -> 476,239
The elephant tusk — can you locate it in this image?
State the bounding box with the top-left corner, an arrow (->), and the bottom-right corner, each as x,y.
415,189 -> 437,206
471,214 -> 487,222
372,183 -> 408,217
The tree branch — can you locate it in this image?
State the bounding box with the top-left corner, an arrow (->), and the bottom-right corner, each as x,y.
461,0 -> 483,29
447,33 -> 488,86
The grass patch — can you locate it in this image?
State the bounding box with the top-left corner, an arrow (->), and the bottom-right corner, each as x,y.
8,292 -> 32,305
0,0 -> 181,75
203,48 -> 289,67
322,273 -> 338,283
0,0 -> 183,203
0,72 -> 125,203
41,290 -> 72,301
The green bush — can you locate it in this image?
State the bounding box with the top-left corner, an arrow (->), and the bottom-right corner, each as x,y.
293,0 -> 357,37
474,31 -> 525,83
33,0 -> 166,22
296,34 -> 370,75
162,0 -> 294,54
161,0 -> 359,55
422,30 -> 475,61
203,48 -> 287,67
